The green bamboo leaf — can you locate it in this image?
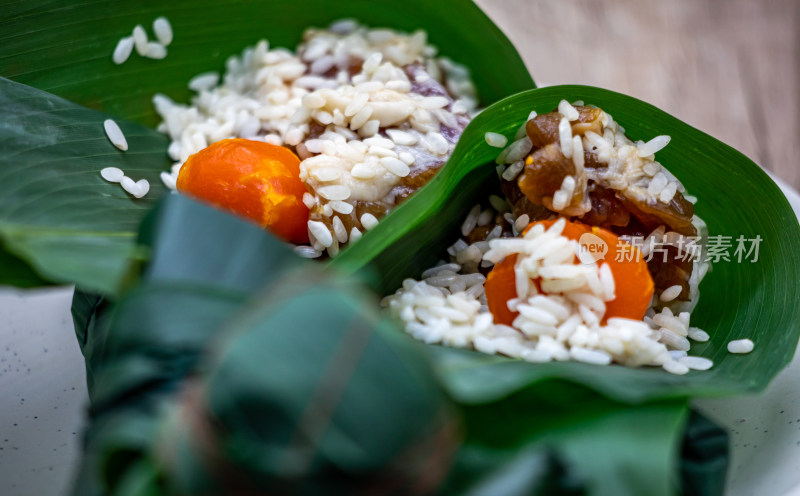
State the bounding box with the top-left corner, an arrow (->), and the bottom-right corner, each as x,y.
0,77 -> 169,294
445,382 -> 691,496
448,390 -> 727,496
0,243 -> 48,288
1,0 -> 531,127
0,0 -> 532,292
339,85 -> 800,402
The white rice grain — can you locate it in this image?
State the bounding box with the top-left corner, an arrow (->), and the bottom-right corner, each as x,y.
426,275 -> 457,287
120,177 -> 138,196
637,135 -> 671,157
450,99 -> 468,114
360,213 -> 379,230
425,132 -> 449,155
188,72 -> 220,92
688,327 -> 710,342
386,129 -> 418,146
654,310 -> 688,336
561,175 -> 576,198
310,168 -> 341,182
103,119 -> 128,151
489,195 -> 509,213
144,42 -> 167,59
679,356 -> 713,371
514,214 -> 530,233
504,137 -> 533,164
571,135 -> 584,172
662,360 -> 689,375
501,160 -> 524,181
328,200 -> 354,215
643,161 -> 661,177
153,17 -> 173,46
558,99 -> 580,121
294,245 -> 322,259
648,172 -> 668,196
517,304 -> 559,326
570,347 -> 612,365
477,209 -> 494,227
599,263 -> 615,301
308,220 -> 333,247
381,157 -> 410,177
422,263 -> 460,278
485,132 -> 508,148
727,339 -> 754,354
132,25 -> 148,55
659,329 -> 690,351
112,36 -> 134,64
344,92 -> 369,117
349,162 -> 377,179
398,151 -> 416,165
456,245 -> 482,265
332,216 -> 348,244
461,205 -> 481,236
660,285 -> 683,302
328,18 -> 358,34
347,106 -> 372,130
669,350 -> 688,360
160,171 -> 177,190
552,190 -> 569,211
559,117 -> 573,158
100,167 -> 124,183
419,96 -> 449,111
359,119 -> 380,137
133,179 -> 150,198
317,185 -> 350,201
285,128 -> 304,146
661,182 -> 678,203
302,193 -> 316,209
302,92 -> 326,110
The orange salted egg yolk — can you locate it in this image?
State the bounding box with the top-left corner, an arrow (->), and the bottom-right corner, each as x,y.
177,138 -> 310,244
485,219 -> 654,327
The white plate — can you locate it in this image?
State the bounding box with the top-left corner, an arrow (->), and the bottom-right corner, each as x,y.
695,174 -> 800,496
1,180 -> 799,496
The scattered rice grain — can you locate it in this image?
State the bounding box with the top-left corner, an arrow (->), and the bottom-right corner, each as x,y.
133,179 -> 150,198
144,42 -> 167,59
112,37 -> 134,64
679,356 -> 713,370
727,339 -> 754,354
100,167 -> 124,183
153,17 -> 173,46
132,25 -> 148,55
103,119 -> 128,151
662,360 -> 690,375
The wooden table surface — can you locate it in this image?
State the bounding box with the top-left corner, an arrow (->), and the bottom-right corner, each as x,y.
477,0 -> 800,191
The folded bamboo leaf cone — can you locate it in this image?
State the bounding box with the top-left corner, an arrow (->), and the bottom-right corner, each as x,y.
153,275 -> 459,495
